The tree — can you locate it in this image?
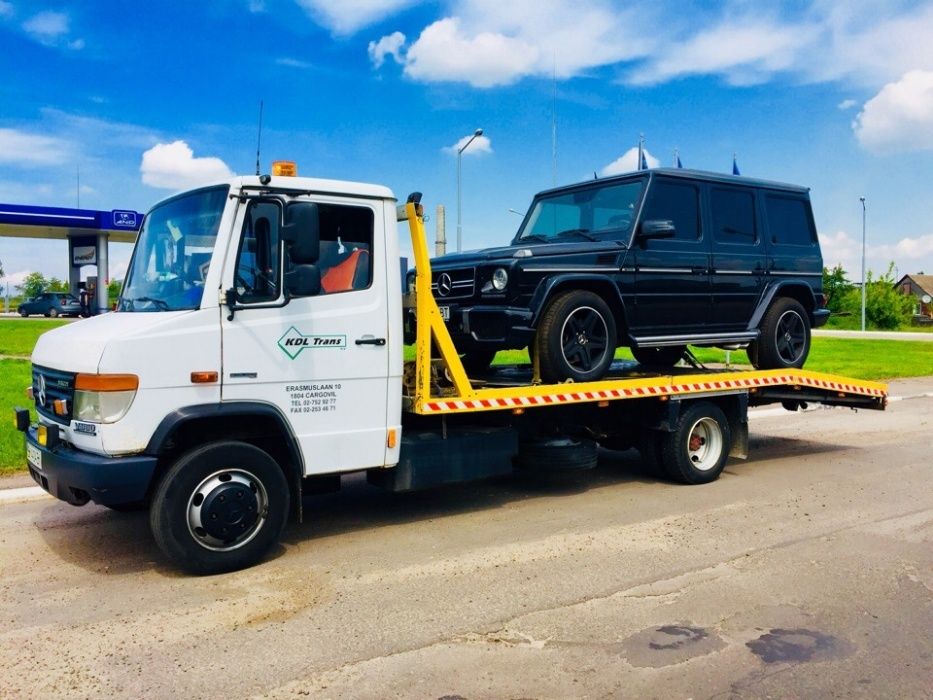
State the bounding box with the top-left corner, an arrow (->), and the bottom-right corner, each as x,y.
16,271 -> 48,299
47,277 -> 69,292
108,279 -> 123,304
822,264 -> 851,312
836,262 -> 913,329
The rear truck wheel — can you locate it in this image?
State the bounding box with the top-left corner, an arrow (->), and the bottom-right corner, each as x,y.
536,290 -> 617,383
631,345 -> 686,367
752,297 -> 811,369
516,436 -> 598,471
459,346 -> 498,375
659,401 -> 731,485
150,441 -> 290,575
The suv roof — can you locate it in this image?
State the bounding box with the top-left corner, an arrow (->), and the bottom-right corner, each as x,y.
537,167 -> 810,198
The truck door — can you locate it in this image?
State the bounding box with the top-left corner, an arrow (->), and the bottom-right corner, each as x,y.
221,196 -> 390,474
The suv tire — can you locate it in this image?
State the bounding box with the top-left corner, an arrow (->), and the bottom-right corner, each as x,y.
631,345 -> 686,367
751,297 -> 811,369
536,290 -> 616,383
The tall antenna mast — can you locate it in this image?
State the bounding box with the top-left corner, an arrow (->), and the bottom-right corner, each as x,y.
551,53 -> 558,186
255,99 -> 264,176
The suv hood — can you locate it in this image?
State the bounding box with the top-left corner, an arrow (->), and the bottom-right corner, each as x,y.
432,239 -> 624,268
32,311 -> 194,374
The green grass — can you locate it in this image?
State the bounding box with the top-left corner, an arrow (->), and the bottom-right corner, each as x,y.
0,319 -> 69,357
1,359 -> 34,474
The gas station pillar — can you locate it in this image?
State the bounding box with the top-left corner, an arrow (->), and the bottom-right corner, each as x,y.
96,233 -> 109,313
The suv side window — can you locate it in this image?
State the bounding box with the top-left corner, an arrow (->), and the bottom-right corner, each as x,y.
641,179 -> 700,241
318,203 -> 374,294
711,187 -> 757,245
235,201 -> 282,303
765,195 -> 815,246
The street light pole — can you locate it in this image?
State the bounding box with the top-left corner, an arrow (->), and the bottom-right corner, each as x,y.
457,128 -> 483,253
860,197 -> 867,332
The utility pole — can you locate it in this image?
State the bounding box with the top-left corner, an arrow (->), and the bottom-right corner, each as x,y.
435,205 -> 446,257
860,197 -> 867,332
456,128 -> 483,253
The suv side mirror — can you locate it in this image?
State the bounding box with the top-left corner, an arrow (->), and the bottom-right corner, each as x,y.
639,219 -> 677,240
283,202 -> 320,264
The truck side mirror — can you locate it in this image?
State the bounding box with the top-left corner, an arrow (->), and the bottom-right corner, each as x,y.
639,219 -> 677,240
282,202 -> 320,264
285,264 -> 321,298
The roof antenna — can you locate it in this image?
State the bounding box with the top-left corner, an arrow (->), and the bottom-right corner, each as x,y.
255,99 -> 264,176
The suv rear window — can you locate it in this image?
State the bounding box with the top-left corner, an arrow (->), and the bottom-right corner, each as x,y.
765,195 -> 815,246
711,187 -> 757,245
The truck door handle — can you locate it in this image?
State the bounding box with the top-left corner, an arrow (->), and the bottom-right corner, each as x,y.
355,337 -> 386,346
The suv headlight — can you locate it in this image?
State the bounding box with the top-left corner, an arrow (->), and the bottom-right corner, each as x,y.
491,268 -> 509,291
73,374 -> 139,424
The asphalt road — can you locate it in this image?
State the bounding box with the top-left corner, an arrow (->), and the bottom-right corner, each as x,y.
1,381 -> 931,699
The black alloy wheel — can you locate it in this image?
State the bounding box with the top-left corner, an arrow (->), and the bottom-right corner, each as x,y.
752,297 -> 811,369
536,290 -> 617,383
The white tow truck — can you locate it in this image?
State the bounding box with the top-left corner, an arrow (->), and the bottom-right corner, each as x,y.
16,166 -> 887,574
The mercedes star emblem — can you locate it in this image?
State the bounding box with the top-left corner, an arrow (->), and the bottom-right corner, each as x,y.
437,273 -> 453,297
36,374 -> 47,407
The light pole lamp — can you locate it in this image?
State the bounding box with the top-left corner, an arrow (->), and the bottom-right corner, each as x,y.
457,128 -> 483,253
860,197 -> 867,332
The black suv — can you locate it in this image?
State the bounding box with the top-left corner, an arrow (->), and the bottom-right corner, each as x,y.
424,168 -> 829,382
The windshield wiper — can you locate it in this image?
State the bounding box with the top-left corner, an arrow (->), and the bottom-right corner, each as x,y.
555,228 -> 597,241
131,296 -> 170,311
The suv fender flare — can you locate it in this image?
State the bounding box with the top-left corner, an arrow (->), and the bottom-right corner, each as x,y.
747,281 -> 818,330
528,274 -> 631,334
145,401 -> 304,520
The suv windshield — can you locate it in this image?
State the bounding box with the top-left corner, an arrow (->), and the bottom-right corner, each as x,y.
120,186 -> 229,312
516,180 -> 645,243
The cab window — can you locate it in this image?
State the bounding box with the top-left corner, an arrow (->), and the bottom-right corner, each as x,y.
235,201 -> 282,303
317,203 -> 374,294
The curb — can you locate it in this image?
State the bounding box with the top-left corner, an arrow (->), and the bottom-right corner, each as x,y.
0,486 -> 51,505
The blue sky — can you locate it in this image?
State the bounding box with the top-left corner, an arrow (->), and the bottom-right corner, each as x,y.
2,0 -> 933,291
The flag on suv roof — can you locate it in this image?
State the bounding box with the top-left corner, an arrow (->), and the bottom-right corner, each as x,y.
732,153 -> 741,175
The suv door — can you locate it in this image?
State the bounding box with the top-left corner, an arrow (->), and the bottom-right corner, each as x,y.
708,185 -> 764,330
631,177 -> 709,335
221,196 -> 391,474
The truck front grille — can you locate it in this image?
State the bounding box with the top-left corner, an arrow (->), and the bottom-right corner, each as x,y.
32,365 -> 76,425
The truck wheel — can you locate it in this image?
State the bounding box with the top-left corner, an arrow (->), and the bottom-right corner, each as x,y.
631,345 -> 686,367
752,297 -> 811,369
659,402 -> 731,485
150,441 -> 290,575
536,290 -> 616,383
516,437 -> 598,471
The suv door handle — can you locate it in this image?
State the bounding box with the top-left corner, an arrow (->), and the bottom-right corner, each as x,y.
691,266 -> 708,274
355,337 -> 386,346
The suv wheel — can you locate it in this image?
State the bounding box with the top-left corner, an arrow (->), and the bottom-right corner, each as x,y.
536,290 -> 617,383
631,345 -> 686,367
752,297 -> 811,369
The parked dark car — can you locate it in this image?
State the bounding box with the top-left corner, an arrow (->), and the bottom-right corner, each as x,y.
420,168 -> 830,382
18,292 -> 82,318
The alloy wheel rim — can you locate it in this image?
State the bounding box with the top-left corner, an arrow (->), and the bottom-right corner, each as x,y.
775,310 -> 806,364
560,306 -> 609,373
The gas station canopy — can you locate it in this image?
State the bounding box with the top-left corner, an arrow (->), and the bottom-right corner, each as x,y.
0,203 -> 143,242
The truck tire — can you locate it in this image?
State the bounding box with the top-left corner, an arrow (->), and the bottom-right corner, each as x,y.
751,297 -> 811,369
536,290 -> 617,383
516,437 -> 598,471
631,345 -> 686,367
659,402 -> 731,485
150,441 -> 290,575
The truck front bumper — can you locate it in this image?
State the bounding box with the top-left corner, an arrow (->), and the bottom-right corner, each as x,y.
23,425 -> 157,507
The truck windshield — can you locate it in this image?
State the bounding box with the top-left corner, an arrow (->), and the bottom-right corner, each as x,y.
515,180 -> 645,243
120,186 -> 229,312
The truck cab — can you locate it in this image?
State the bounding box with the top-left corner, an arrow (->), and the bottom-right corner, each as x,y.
22,173 -> 404,571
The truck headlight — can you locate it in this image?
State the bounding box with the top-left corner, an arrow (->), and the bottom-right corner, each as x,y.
492,268 -> 509,291
73,374 -> 139,424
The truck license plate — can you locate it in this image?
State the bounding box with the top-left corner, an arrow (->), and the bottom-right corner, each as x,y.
439,306 -> 450,321
27,443 -> 41,471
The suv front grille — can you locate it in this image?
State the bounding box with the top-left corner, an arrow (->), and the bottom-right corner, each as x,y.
431,267 -> 475,300
32,365 -> 76,425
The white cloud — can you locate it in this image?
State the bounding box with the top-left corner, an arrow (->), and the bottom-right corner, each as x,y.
600,148 -> 659,176
853,70 -> 933,153
443,133 -> 492,156
22,10 -> 84,49
819,230 -> 933,279
276,57 -> 313,69
368,31 -> 405,69
837,99 -> 857,110
295,0 -> 415,35
140,141 -> 234,190
0,128 -> 75,167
